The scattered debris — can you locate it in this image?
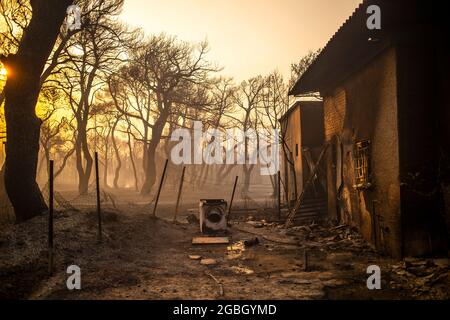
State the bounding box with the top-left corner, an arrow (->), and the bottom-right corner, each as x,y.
278,278 -> 312,285
246,221 -> 264,228
322,279 -> 348,287
231,266 -> 254,275
244,237 -> 259,247
330,224 -> 347,231
3,197 -> 447,300
227,241 -> 244,251
287,225 -> 312,234
234,224 -> 299,245
226,241 -> 245,260
205,272 -> 224,296
390,258 -> 449,299
192,237 -> 230,245
186,214 -> 198,224
200,258 -> 217,266
281,223 -> 374,253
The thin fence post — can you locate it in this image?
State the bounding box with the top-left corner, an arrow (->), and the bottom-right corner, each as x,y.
173,166 -> 186,223
228,176 -> 239,218
94,152 -> 102,242
48,160 -> 54,275
152,159 -> 169,217
277,170 -> 281,220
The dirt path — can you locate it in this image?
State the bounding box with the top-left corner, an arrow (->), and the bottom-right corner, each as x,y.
1,203 -> 448,300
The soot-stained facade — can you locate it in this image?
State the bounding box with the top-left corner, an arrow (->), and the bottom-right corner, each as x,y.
289,0 -> 450,258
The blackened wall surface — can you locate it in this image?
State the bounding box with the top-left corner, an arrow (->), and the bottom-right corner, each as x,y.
396,25 -> 449,257
323,89 -> 346,222
432,6 -> 450,256
301,103 -> 325,148
290,0 -> 449,257
300,103 -> 326,192
323,47 -> 401,257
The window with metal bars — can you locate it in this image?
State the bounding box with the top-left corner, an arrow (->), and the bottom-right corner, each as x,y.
353,139 -> 371,189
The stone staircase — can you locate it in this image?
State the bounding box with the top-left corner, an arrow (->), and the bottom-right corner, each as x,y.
295,193 -> 327,219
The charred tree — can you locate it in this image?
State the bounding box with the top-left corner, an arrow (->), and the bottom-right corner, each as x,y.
75,121 -> 94,195
1,0 -> 73,222
234,77 -> 265,197
141,113 -> 169,195
111,118 -> 121,189
125,120 -> 139,191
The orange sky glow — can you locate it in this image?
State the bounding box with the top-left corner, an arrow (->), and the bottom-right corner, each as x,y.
121,0 -> 362,82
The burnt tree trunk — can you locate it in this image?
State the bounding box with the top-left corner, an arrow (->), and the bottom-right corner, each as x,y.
242,164 -> 255,197
112,119 -> 121,189
103,147 -> 109,187
140,139 -> 159,195
76,123 -> 93,195
54,148 -> 75,179
1,0 -> 73,223
142,123 -> 149,175
141,109 -> 169,195
36,150 -> 46,182
126,124 -> 139,191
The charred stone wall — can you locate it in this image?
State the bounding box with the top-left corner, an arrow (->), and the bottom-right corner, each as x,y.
323,47 -> 402,257
323,89 -> 346,222
324,38 -> 449,257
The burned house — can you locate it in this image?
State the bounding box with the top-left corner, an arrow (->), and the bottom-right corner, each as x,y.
280,100 -> 327,221
288,0 -> 450,257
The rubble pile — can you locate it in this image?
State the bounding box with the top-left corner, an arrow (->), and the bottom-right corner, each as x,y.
237,219 -> 449,299
390,258 -> 449,299
276,222 -> 375,254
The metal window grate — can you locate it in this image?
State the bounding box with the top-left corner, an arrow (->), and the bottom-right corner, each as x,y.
353,139 -> 371,189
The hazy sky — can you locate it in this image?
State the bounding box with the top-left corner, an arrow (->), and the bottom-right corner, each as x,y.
121,0 -> 361,82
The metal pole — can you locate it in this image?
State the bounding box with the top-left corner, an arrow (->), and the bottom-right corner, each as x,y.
228,176 -> 239,217
173,166 -> 186,222
48,160 -> 54,275
94,152 -> 102,241
152,159 -> 169,217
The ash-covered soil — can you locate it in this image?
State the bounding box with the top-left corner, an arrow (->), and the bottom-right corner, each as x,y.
0,196 -> 448,300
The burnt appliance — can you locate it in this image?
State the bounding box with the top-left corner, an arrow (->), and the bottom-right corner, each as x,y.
199,199 -> 228,234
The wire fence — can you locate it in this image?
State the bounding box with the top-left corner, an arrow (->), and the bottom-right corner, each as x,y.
150,164 -> 286,216
0,161 -> 287,224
